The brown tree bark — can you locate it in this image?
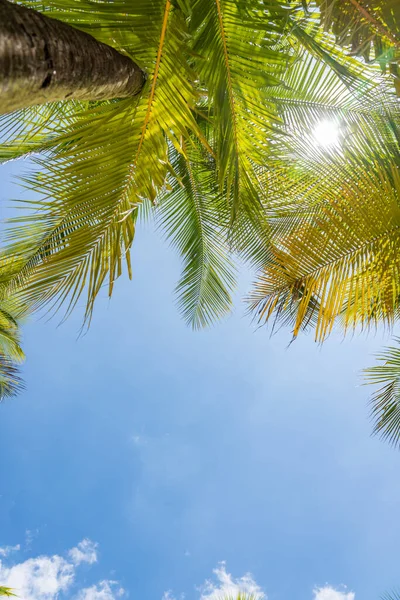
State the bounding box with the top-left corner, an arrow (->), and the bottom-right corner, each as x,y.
0,0 -> 145,115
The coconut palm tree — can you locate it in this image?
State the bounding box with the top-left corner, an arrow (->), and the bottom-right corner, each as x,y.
1,0 -> 400,429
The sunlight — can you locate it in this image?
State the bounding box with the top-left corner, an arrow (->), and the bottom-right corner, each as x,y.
313,119 -> 340,148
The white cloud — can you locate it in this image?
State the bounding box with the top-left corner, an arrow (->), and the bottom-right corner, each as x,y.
75,580 -> 125,600
0,545 -> 20,557
314,587 -> 355,600
69,539 -> 98,566
0,539 -> 121,600
0,554 -> 74,600
165,563 -> 355,600
198,562 -> 265,600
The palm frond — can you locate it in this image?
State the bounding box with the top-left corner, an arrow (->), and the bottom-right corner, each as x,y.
0,286 -> 25,400
249,159 -> 400,341
312,0 -> 400,91
381,591 -> 400,600
0,101 -> 85,163
365,340 -> 400,448
0,588 -> 16,597
157,141 -> 236,329
2,0 -> 205,323
0,355 -> 24,401
190,0 -> 286,228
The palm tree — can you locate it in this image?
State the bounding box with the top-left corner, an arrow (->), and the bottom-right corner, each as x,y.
1,0 -> 400,433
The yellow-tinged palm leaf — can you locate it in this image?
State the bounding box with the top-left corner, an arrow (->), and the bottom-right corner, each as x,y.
2,0 -> 400,335
250,160 -> 400,341
0,588 -> 16,597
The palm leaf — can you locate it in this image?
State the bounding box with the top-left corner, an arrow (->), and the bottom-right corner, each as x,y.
0,588 -> 16,597
0,287 -> 25,400
189,0 -> 286,228
365,340 -> 400,448
2,0 -> 206,323
0,355 -> 24,401
249,158 -> 400,341
157,141 -> 236,328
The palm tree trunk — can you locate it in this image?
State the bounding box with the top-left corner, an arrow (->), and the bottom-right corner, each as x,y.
0,0 -> 145,115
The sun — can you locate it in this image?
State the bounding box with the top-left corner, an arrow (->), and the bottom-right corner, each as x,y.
313,120 -> 340,148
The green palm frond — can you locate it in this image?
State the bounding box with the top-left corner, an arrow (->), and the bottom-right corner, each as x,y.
190,0 -> 286,226
0,355 -> 24,401
312,0 -> 400,88
0,588 -> 16,597
2,0 -> 400,343
157,141 -> 236,328
2,0 -> 206,323
0,101 -> 85,163
0,291 -> 25,400
365,340 -> 400,448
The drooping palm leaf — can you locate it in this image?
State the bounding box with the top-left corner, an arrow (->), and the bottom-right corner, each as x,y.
189,0 -> 286,229
2,0 -> 207,323
1,0 -> 400,342
157,141 -> 236,328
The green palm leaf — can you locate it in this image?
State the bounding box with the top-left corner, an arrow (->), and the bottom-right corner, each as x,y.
157,141 -> 236,328
0,291 -> 25,400
312,0 -> 400,94
0,588 -> 16,597
365,340 -> 400,448
2,0 -> 206,323
190,0 -> 285,226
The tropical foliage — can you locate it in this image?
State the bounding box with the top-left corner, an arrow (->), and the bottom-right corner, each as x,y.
313,0 -> 400,93
0,588 -> 15,597
1,0 -> 400,446
0,297 -> 24,401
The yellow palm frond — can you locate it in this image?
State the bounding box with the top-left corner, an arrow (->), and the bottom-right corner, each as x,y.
250,161 -> 400,341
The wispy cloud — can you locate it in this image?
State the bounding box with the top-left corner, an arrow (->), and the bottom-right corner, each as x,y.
0,539 -> 121,600
68,539 -> 98,566
75,580 -> 125,600
25,530 -> 39,550
161,591 -> 184,600
0,545 -> 20,558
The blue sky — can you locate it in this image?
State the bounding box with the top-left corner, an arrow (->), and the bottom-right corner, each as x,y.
1,159 -> 400,600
